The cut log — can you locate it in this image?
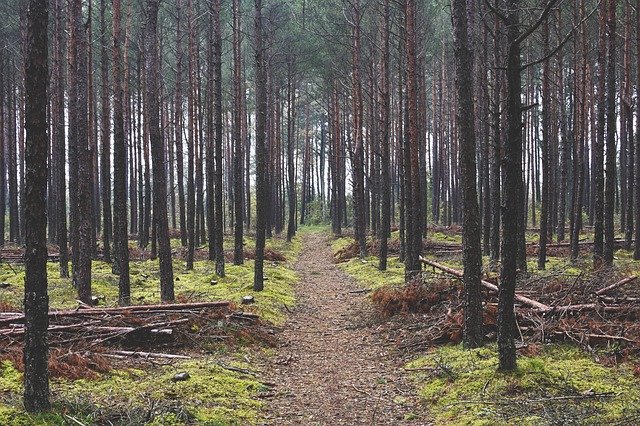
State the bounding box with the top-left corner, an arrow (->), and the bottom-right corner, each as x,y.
594,276 -> 638,296
420,257 -> 551,311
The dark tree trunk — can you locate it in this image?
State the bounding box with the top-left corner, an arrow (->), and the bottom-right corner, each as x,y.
23,0 -> 50,410
404,0 -> 422,279
378,0 -> 391,271
186,0 -> 197,270
538,15 -> 551,270
212,0 -> 225,277
351,0 -> 367,259
634,0 -> 640,260
452,0 -> 483,348
603,0 -> 616,266
286,62 -> 297,242
253,0 -> 267,292
146,0 -> 175,302
70,0 -> 92,304
53,0 -> 68,277
113,0 -> 130,305
233,0 -> 244,265
100,0 -> 112,264
593,1 -> 606,266
175,0 -> 187,247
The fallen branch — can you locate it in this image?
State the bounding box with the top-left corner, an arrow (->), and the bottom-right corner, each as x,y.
419,257 -> 550,311
109,350 -> 191,360
0,301 -> 231,326
594,276 -> 638,296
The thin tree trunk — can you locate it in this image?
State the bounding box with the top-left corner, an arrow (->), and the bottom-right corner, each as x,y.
113,0 -> 130,305
253,0 -> 267,292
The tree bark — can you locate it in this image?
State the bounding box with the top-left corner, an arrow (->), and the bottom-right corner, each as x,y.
113,0 -> 131,305
23,0 -> 50,410
253,0 -> 267,292
452,0 -> 483,348
146,0 -> 175,302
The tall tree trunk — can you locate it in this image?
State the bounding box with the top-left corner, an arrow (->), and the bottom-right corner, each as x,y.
593,1 -> 606,266
351,0 -> 367,259
538,14 -> 551,270
100,0 -> 112,264
186,0 -> 197,270
23,0 -> 50,410
175,0 -> 187,247
212,0 -> 225,277
603,0 -> 616,266
378,0 -> 391,271
404,0 -> 422,279
233,0 -> 244,265
286,62 -> 297,242
452,0 -> 483,348
253,0 -> 267,292
146,0 -> 175,302
69,0 -> 92,304
634,0 -> 640,260
113,0 -> 130,305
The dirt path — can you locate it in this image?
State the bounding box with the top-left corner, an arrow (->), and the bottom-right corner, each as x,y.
261,233 -> 429,425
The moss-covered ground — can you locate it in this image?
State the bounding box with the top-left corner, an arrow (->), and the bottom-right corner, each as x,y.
407,344 -> 640,425
333,233 -> 640,425
0,234 -> 302,425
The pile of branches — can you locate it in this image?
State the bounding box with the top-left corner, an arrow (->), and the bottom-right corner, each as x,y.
0,301 -> 269,379
375,258 -> 640,358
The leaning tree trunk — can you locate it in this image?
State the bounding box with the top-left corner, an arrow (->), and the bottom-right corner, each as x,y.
23,0 -> 50,411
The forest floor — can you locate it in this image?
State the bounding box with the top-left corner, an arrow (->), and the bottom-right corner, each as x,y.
261,232 -> 428,425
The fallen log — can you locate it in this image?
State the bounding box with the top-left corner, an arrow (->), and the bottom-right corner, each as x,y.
107,350 -> 191,360
419,257 -> 550,311
594,276 -> 638,296
0,301 -> 231,326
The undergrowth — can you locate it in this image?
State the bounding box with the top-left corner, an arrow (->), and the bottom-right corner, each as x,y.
0,234 -> 302,425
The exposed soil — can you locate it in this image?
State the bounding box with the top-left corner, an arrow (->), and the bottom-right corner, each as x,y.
262,233 -> 429,425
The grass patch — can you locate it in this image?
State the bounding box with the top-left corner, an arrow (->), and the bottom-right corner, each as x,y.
408,344 -> 640,425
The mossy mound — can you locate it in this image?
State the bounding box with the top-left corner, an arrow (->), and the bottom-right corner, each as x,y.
408,344 -> 640,425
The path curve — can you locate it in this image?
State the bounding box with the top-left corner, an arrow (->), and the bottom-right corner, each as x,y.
262,232 -> 429,425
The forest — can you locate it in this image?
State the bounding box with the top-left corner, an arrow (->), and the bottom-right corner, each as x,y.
2,0 -> 640,424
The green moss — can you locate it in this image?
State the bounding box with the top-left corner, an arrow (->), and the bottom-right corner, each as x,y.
430,232 -> 462,245
409,344 -> 640,425
331,236 -> 354,254
337,256 -> 405,289
0,357 -> 265,425
0,361 -> 22,394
